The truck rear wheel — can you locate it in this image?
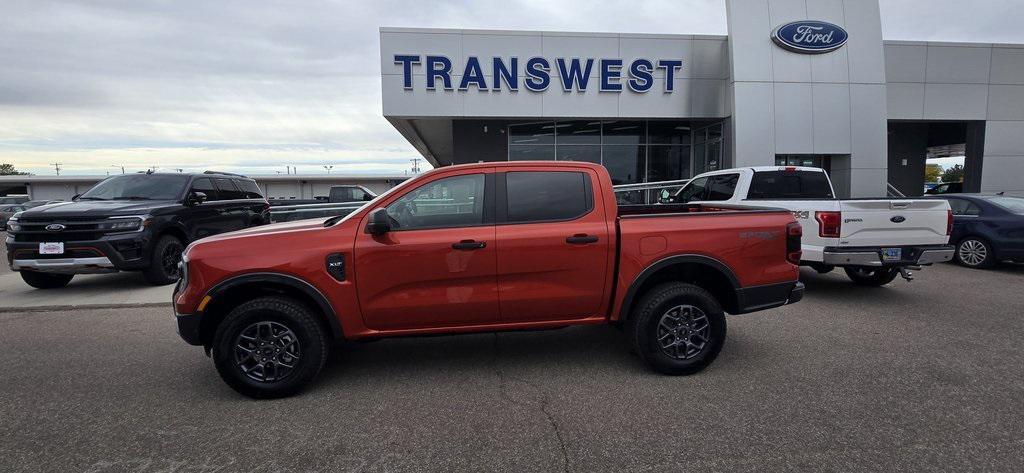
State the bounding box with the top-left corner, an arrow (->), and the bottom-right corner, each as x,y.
20,271 -> 74,289
843,266 -> 900,286
628,282 -> 726,376
212,296 -> 328,399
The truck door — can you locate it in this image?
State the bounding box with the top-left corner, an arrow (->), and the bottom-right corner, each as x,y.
184,178 -> 227,240
495,168 -> 611,322
211,178 -> 249,232
353,171 -> 498,330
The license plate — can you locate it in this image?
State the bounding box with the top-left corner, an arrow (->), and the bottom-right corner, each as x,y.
881,247 -> 902,261
39,242 -> 64,255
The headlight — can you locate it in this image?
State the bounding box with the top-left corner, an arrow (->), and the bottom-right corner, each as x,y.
6,214 -> 21,232
98,216 -> 146,232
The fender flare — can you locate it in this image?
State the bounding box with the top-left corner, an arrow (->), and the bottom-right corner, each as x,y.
205,272 -> 344,339
618,254 -> 741,321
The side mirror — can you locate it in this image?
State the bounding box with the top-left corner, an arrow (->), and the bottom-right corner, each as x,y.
364,208 -> 391,235
71,194 -> 81,201
362,193 -> 374,201
186,191 -> 207,206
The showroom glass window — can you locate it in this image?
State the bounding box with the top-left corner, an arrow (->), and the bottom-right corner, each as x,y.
506,120 -> 722,187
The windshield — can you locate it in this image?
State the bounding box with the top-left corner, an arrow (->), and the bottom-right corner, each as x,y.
983,196 -> 1024,214
79,174 -> 190,201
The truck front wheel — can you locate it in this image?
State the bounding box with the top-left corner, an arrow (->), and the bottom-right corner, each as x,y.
628,283 -> 726,376
843,266 -> 900,286
142,235 -> 184,286
212,296 -> 328,399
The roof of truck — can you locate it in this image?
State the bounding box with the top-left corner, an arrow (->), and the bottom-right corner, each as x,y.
438,161 -> 605,172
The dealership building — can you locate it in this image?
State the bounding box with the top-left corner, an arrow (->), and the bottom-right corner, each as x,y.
380,0 -> 1024,197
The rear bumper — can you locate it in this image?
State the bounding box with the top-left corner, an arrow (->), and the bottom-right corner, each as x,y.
733,281 -> 804,314
822,245 -> 954,267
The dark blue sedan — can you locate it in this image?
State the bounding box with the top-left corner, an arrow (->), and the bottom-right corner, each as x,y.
927,194 -> 1024,268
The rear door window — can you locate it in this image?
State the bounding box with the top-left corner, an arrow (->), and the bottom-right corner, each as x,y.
748,170 -> 834,199
213,178 -> 245,200
190,178 -> 220,201
505,171 -> 591,223
704,174 -> 739,201
234,179 -> 264,199
675,177 -> 708,203
947,198 -> 981,216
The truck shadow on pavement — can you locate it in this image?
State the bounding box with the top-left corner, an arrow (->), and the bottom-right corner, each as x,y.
61,271 -> 159,289
795,267 -> 925,304
300,325 -> 764,399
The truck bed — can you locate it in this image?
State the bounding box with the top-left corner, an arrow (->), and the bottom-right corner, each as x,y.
615,203 -> 798,291
617,202 -> 787,217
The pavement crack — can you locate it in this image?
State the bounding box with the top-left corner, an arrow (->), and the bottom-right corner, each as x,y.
492,333 -> 570,473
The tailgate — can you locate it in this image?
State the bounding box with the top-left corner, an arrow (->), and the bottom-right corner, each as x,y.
837,199 -> 950,246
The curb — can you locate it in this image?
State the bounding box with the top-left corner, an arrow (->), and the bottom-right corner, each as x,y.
0,302 -> 172,313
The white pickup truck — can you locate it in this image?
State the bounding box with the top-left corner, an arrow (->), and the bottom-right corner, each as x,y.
672,166 -> 955,285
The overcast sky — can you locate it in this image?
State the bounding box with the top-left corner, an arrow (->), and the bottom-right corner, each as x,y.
2,0 -> 1022,176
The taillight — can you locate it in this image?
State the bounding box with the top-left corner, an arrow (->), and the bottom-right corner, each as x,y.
946,209 -> 953,236
786,222 -> 802,265
815,211 -> 841,238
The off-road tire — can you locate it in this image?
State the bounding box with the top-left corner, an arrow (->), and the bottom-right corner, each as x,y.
628,282 -> 726,376
212,296 -> 328,399
142,235 -> 185,286
20,271 -> 73,289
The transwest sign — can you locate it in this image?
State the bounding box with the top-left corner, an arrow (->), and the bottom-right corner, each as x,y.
771,20 -> 849,54
393,55 -> 684,93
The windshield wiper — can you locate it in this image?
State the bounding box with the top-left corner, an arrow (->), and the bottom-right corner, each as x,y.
76,197 -> 108,201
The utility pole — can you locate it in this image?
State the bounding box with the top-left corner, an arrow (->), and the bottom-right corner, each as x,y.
51,162 -> 62,176
410,158 -> 421,174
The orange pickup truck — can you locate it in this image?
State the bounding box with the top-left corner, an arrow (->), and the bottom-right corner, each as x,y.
174,161 -> 803,398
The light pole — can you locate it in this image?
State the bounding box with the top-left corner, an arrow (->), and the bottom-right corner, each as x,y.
323,165 -> 333,174
110,165 -> 125,174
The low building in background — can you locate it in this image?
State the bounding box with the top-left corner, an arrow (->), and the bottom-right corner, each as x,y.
0,174 -> 408,201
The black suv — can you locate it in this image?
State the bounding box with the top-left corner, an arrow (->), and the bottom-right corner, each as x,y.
5,172 -> 270,288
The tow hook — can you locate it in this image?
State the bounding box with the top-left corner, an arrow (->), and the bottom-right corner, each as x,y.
899,265 -> 921,281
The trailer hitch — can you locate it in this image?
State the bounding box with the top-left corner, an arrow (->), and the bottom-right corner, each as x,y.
898,265 -> 921,281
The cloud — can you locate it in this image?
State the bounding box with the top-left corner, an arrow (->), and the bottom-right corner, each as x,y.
1,0 -> 1021,175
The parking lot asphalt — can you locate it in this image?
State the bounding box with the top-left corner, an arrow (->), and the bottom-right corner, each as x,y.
1,262 -> 1023,472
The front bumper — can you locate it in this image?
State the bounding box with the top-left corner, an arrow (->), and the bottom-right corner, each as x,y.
6,231 -> 151,274
11,256 -> 116,274
175,310 -> 203,346
822,245 -> 954,267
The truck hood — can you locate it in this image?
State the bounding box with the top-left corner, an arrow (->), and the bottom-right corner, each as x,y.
17,200 -> 179,218
196,218 -> 330,244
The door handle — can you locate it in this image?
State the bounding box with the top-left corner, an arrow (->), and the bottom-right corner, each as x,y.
452,240 -> 486,250
566,234 -> 599,245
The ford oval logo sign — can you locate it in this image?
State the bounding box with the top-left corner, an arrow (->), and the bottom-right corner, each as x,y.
45,223 -> 66,232
772,21 -> 849,54
890,216 -> 906,223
